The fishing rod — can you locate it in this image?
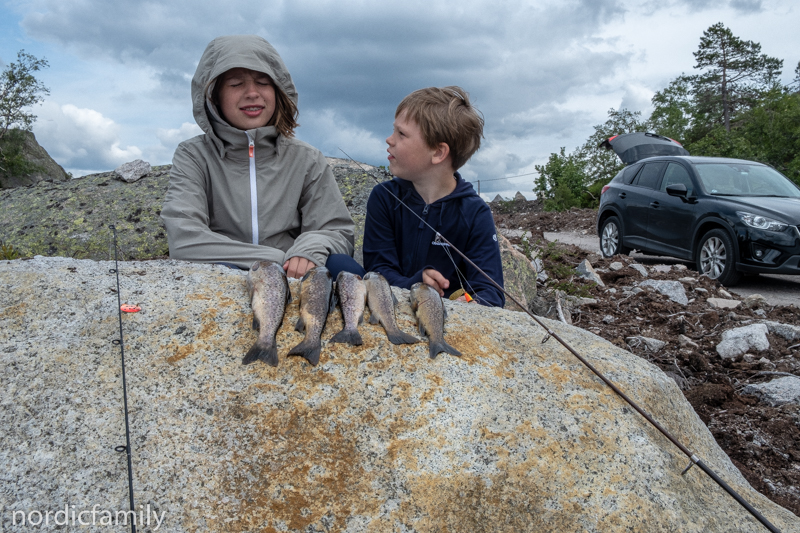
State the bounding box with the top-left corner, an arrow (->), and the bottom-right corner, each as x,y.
339,149 -> 781,532
109,225 -> 137,533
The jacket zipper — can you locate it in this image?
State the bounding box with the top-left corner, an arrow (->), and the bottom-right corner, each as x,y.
247,132 -> 258,245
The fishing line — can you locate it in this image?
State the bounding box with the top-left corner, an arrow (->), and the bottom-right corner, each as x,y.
339,149 -> 781,532
109,224 -> 137,533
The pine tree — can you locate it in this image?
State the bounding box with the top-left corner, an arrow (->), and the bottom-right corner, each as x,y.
691,22 -> 782,132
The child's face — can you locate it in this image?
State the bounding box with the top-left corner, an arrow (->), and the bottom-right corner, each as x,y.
217,68 -> 276,130
386,111 -> 437,181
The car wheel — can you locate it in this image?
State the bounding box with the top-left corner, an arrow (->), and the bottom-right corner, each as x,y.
599,216 -> 630,258
696,229 -> 742,286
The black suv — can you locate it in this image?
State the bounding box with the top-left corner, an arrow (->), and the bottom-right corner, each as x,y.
596,134 -> 800,286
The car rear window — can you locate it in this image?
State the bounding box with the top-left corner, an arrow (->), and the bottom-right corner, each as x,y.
633,162 -> 666,189
623,163 -> 643,184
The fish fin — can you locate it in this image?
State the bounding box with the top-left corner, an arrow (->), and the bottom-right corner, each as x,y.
368,312 -> 380,325
288,339 -> 321,366
386,329 -> 419,345
330,328 -> 363,346
242,340 -> 279,366
300,269 -> 314,282
295,315 -> 305,332
417,321 -> 426,336
252,316 -> 260,331
391,291 -> 398,305
285,284 -> 292,304
357,311 -> 365,325
329,288 -> 338,314
428,340 -> 462,359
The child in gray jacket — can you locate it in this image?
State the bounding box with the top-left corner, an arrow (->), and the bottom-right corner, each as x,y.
161,35 -> 362,279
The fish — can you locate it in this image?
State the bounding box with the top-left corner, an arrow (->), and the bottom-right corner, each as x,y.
330,271 -> 367,346
363,272 -> 419,345
243,260 -> 291,366
287,266 -> 335,366
410,282 -> 462,359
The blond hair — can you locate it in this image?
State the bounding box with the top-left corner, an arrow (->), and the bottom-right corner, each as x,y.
395,86 -> 484,170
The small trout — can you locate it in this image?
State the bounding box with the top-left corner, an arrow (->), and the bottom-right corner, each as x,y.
288,266 -> 334,366
410,282 -> 462,359
363,272 -> 419,345
330,271 -> 367,346
243,260 -> 291,366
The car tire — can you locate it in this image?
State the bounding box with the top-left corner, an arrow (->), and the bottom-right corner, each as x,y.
696,229 -> 742,286
600,216 -> 630,258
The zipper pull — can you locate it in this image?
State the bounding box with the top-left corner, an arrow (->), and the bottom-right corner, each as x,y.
249,139 -> 254,158
423,205 -> 429,215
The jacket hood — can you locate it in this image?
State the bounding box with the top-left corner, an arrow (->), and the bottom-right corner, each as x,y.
191,35 -> 298,153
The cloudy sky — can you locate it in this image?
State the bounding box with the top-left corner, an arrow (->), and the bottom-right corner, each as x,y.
1,0 -> 798,199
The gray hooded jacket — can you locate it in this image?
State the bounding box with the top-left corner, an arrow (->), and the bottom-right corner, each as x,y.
161,35 -> 354,269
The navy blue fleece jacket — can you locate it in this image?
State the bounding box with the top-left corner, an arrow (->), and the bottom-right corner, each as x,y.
363,173 -> 505,307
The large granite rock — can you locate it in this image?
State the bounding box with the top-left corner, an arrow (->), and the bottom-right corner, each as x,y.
1,256 -> 797,532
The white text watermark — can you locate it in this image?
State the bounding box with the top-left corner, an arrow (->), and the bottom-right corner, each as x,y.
7,504 -> 165,530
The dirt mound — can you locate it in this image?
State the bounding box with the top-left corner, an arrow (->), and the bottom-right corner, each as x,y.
492,200 -> 800,517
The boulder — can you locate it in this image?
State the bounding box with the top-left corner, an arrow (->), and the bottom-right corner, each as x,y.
742,377 -> 800,407
626,335 -> 667,353
0,129 -> 70,188
1,256 -> 797,532
497,233 -> 537,312
630,263 -> 648,277
639,279 -> 688,305
115,159 -> 151,183
708,298 -> 741,310
761,320 -> 800,342
716,324 -> 770,360
742,294 -> 769,309
575,259 -> 604,287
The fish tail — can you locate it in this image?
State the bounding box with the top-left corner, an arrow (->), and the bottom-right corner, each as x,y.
288,338 -> 321,366
428,340 -> 462,359
242,340 -> 279,367
330,328 -> 363,346
386,328 -> 419,345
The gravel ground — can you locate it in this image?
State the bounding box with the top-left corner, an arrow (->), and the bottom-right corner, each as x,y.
492,198 -> 800,518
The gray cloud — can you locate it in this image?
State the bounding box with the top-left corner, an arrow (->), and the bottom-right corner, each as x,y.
17,0 -> 791,177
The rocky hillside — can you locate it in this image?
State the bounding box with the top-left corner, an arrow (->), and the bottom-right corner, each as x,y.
0,130 -> 69,188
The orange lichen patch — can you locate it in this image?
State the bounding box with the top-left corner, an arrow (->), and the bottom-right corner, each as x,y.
0,299 -> 27,323
391,380 -> 413,401
399,471 -> 551,532
195,308 -> 219,341
186,293 -> 212,301
165,341 -> 195,364
210,399 -> 383,532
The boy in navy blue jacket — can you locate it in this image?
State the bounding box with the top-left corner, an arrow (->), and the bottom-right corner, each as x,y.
363,86 -> 505,307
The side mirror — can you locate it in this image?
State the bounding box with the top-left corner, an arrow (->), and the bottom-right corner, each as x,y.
665,183 -> 696,204
665,183 -> 688,197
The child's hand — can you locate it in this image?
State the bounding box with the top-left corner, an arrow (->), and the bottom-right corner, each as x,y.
422,268 -> 449,297
284,256 -> 315,279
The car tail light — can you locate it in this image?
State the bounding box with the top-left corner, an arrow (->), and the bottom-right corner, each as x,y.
601,185 -> 611,195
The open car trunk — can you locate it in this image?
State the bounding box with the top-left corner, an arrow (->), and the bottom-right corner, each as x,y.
599,132 -> 689,164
